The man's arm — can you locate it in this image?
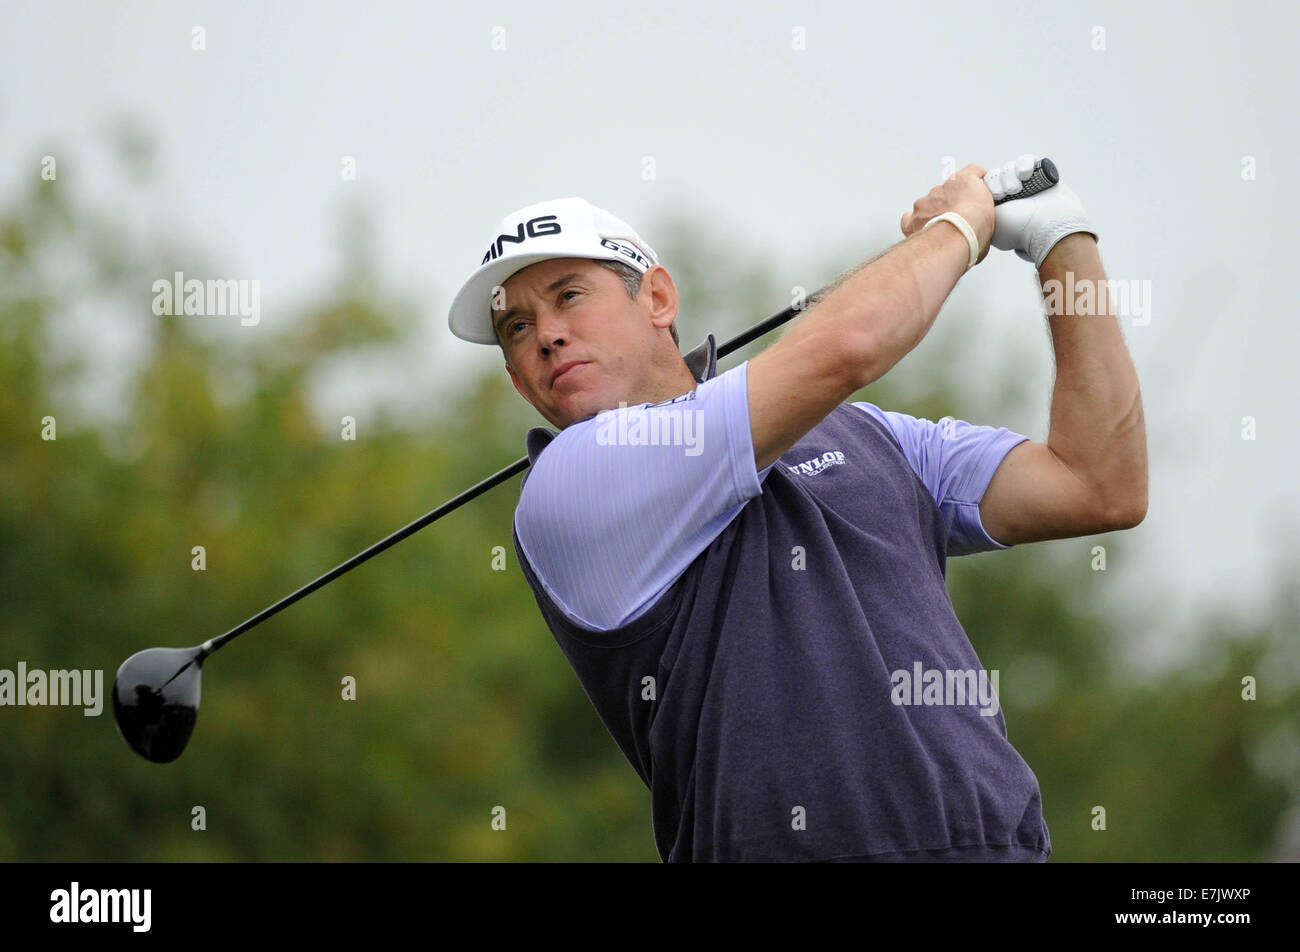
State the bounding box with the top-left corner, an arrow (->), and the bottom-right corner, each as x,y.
746,166 -> 995,471
515,363 -> 767,632
979,234 -> 1148,543
851,402 -> 1031,556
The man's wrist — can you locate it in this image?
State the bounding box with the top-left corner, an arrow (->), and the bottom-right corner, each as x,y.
1039,231 -> 1100,276
920,212 -> 980,271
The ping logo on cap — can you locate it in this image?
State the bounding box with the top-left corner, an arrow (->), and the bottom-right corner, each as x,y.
481,214 -> 562,265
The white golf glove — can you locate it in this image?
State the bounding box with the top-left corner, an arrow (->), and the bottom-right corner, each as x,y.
984,154 -> 1098,268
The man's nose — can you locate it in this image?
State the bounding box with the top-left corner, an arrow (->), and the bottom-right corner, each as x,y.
535,307 -> 568,349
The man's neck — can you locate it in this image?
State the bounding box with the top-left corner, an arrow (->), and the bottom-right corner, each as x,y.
564,361 -> 697,428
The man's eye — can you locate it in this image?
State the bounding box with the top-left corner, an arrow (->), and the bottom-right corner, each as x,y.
503,292 -> 577,337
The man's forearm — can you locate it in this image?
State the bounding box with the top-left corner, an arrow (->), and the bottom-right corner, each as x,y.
805,220 -> 972,390
1038,234 -> 1148,522
745,168 -> 992,472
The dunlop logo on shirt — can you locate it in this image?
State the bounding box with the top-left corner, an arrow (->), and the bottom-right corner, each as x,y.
787,450 -> 847,477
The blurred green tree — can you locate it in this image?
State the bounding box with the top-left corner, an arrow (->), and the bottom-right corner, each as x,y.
0,142 -> 1295,862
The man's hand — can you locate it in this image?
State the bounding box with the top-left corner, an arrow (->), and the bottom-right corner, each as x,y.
900,164 -> 996,265
984,153 -> 1098,268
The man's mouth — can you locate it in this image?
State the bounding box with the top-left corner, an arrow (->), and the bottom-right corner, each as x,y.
551,361 -> 589,387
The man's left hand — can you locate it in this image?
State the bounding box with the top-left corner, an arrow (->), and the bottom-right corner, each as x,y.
984,153 -> 1099,268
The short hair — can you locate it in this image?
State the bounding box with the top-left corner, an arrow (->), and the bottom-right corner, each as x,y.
497,258 -> 680,353
594,259 -> 680,350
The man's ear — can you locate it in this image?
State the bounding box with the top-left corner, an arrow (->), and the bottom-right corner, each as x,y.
505,360 -> 537,410
645,265 -> 679,331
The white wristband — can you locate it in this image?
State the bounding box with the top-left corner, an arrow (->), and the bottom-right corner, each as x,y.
920,212 -> 979,271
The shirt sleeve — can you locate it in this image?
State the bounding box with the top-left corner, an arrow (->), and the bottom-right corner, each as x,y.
849,401 -> 1031,557
515,361 -> 767,632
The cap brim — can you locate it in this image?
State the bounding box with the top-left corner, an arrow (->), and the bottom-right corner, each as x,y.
449,252 -> 599,345
448,247 -> 653,345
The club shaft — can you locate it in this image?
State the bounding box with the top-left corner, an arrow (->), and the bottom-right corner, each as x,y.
207,456 -> 530,654
715,298 -> 815,359
202,299 -> 814,656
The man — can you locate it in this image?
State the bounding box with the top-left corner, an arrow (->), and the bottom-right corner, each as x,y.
447,156 -> 1147,862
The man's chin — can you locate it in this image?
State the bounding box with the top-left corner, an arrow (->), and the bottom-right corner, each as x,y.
552,393 -> 620,429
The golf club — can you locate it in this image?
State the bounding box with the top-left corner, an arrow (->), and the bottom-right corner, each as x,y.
113,162 -> 1055,762
110,307 -> 803,762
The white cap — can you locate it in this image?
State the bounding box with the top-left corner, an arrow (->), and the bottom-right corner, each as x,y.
447,197 -> 660,345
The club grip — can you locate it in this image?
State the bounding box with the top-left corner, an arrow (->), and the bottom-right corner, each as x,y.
992,157 -> 1058,205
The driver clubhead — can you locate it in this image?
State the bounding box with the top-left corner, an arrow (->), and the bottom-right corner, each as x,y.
112,646 -> 204,763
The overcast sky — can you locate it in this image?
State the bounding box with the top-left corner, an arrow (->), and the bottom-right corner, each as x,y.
3,0 -> 1297,662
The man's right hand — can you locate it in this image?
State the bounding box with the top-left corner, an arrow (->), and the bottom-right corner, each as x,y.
899,164 -> 996,265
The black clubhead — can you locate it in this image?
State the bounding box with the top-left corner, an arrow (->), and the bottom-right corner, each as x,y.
113,646 -> 204,763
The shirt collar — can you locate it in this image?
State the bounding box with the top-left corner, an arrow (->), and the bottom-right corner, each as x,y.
524,333 -> 718,466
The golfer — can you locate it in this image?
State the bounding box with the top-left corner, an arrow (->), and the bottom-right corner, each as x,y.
447,155 -> 1147,862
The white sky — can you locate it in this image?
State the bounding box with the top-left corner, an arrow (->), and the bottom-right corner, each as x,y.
2,0 -> 1297,660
